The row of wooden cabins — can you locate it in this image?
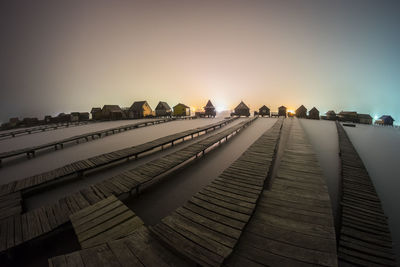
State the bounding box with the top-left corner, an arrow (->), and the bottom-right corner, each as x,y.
321,111 -> 395,125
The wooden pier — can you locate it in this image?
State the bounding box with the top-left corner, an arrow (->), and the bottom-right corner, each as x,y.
336,122 -> 396,266
0,120 -> 93,139
48,226 -> 190,267
150,119 -> 283,266
226,118 -> 338,266
0,117 -> 253,254
70,195 -> 143,249
0,118 -> 173,166
0,118 -> 236,197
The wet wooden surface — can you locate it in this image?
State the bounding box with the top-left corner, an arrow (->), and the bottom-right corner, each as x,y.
48,226 -> 191,267
151,119 -> 283,266
226,118 -> 338,266
336,122 -> 396,266
70,195 -> 143,249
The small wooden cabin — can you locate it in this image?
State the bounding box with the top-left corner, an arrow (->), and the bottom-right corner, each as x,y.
375,115 -> 395,126
101,105 -> 126,120
57,113 -> 71,122
79,112 -> 90,121
91,108 -> 102,120
278,106 -> 287,117
155,101 -> 172,117
204,100 -> 216,117
234,101 -> 250,117
259,105 -> 270,117
308,107 -> 320,120
357,114 -> 372,124
295,105 -> 307,118
70,112 -> 80,122
325,110 -> 337,121
173,103 -> 190,117
21,117 -> 40,127
129,101 -> 153,119
338,111 -> 358,123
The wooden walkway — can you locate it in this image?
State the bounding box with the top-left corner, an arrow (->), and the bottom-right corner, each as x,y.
0,118 -> 236,197
48,226 -> 191,267
0,120 -> 93,139
0,117 -> 253,254
70,195 -> 143,249
336,122 -> 396,266
150,119 -> 283,266
0,118 -> 173,166
226,118 -> 338,266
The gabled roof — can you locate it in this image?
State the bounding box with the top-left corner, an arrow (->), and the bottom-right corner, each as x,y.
130,101 -> 149,111
91,107 -> 101,113
358,114 -> 372,119
309,107 -> 319,113
379,115 -> 395,121
235,101 -> 249,110
204,100 -> 215,109
279,106 -> 287,109
156,101 -> 171,110
296,105 -> 307,112
326,110 -> 336,115
174,103 -> 189,108
102,105 -> 123,112
259,105 -> 270,110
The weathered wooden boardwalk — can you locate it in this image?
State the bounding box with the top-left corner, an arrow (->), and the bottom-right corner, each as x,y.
336,122 -> 396,266
150,119 -> 283,266
0,120 -> 93,139
70,195 -> 143,249
226,118 -> 338,266
0,117 -> 253,254
48,226 -> 191,267
0,118 -> 173,166
0,118 -> 236,197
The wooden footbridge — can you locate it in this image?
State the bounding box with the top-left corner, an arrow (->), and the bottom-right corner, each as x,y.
0,117 -> 255,255
0,118 -> 236,197
0,118 -> 173,166
0,121 -> 93,139
336,122 -> 396,266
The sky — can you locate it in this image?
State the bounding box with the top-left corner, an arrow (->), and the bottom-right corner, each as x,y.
0,0 -> 399,123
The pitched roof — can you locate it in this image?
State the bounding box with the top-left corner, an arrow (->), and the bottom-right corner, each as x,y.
279,106 -> 287,109
296,105 -> 307,112
174,103 -> 189,108
309,107 -> 319,113
130,101 -> 148,111
358,114 -> 372,119
156,101 -> 171,110
235,101 -> 249,110
326,110 -> 336,115
379,115 -> 395,121
102,105 -> 123,112
91,107 -> 101,113
204,100 -> 215,108
259,105 -> 270,110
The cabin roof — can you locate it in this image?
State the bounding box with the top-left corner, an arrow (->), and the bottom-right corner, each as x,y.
358,114 -> 372,119
279,106 -> 287,109
309,107 -> 319,113
235,101 -> 249,110
102,105 -> 123,112
156,101 -> 171,110
130,101 -> 149,111
91,107 -> 101,113
259,105 -> 270,110
296,105 -> 307,112
379,115 -> 395,121
339,111 -> 357,115
174,103 -> 189,108
204,100 -> 215,108
326,110 -> 336,115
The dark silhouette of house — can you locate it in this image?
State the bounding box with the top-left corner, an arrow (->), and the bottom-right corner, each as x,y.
233,101 -> 250,117
173,103 -> 191,116
204,100 -> 216,117
79,112 -> 90,121
308,107 -> 320,120
338,111 -> 358,123
155,101 -> 172,117
101,105 -> 126,120
91,108 -> 102,120
21,117 -> 39,127
71,112 -> 80,122
358,114 -> 372,125
325,110 -> 337,120
259,105 -> 270,117
57,113 -> 71,122
375,115 -> 395,126
129,101 -> 153,119
278,106 -> 287,117
295,105 -> 307,118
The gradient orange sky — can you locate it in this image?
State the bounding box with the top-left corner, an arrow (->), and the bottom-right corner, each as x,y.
1,0 -> 399,122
